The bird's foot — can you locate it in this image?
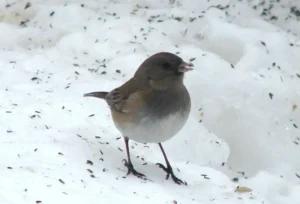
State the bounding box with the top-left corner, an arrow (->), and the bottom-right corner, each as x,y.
123,159 -> 146,179
156,163 -> 187,185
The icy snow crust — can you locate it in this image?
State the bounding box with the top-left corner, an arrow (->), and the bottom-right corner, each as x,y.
0,0 -> 299,203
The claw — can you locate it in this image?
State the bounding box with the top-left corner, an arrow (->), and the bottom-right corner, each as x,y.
123,159 -> 146,178
123,159 -> 129,167
156,163 -> 187,185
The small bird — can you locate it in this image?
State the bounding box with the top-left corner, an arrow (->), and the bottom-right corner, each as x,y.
84,52 -> 192,185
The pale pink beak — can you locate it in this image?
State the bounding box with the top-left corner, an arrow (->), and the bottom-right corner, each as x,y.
178,61 -> 193,72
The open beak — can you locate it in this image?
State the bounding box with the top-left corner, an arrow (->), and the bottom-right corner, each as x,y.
178,61 -> 193,72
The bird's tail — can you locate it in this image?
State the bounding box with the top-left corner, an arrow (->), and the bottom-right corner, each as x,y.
83,91 -> 108,99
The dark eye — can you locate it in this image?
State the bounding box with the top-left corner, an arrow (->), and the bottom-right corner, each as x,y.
162,62 -> 171,70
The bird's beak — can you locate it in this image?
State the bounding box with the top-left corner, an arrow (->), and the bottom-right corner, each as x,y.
178,61 -> 193,72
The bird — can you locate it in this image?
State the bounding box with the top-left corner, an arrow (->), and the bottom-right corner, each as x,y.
84,52 -> 193,185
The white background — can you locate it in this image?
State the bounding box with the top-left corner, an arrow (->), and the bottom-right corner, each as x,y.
0,0 -> 299,203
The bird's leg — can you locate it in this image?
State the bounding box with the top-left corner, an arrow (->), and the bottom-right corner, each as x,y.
123,137 -> 145,178
156,143 -> 187,185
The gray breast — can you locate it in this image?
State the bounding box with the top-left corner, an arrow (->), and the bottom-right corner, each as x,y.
143,86 -> 191,119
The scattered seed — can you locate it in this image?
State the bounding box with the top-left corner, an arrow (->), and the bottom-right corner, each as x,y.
25,2 -> 31,9
235,186 -> 252,193
20,20 -> 29,26
59,179 -> 65,184
269,93 -> 273,99
50,11 -> 55,16
86,160 -> 93,165
232,177 -> 239,182
270,16 -> 278,20
174,17 -> 183,21
238,171 -> 245,175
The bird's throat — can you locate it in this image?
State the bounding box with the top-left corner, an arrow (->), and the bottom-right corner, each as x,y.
149,75 -> 184,91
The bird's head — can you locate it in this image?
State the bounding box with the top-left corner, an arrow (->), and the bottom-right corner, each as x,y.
134,52 -> 193,89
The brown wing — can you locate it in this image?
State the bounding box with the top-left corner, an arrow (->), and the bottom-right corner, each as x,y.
105,78 -> 150,112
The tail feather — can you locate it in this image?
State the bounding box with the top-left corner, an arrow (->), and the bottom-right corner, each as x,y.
83,91 -> 108,99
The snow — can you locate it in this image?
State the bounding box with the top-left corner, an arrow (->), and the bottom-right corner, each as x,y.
0,0 -> 300,203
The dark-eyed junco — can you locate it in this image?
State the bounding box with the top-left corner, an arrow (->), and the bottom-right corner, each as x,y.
84,52 -> 192,185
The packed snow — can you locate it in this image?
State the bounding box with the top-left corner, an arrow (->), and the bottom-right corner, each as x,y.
0,0 -> 300,203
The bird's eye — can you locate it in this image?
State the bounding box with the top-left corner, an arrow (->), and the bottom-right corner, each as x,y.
162,62 -> 171,70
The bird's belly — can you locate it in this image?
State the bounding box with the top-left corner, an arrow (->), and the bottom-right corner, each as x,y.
114,112 -> 189,143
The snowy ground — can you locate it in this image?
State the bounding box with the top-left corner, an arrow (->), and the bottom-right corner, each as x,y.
0,0 -> 300,203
